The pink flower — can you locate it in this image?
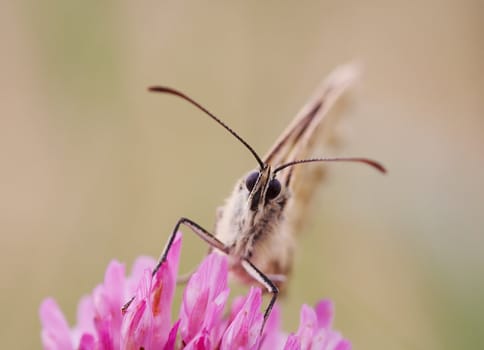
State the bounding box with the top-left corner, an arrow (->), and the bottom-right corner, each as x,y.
40,233 -> 351,350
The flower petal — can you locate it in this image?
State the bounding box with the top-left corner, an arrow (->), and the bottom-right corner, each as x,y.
335,339 -> 352,350
180,253 -> 229,344
150,233 -> 182,347
220,287 -> 263,350
259,304 -> 286,350
92,260 -> 126,349
283,334 -> 302,350
184,330 -> 211,350
39,298 -> 73,350
126,256 -> 156,295
72,295 -> 95,345
121,270 -> 154,350
94,316 -> 114,350
296,304 -> 317,349
78,334 -> 95,350
163,320 -> 181,350
315,300 -> 334,329
120,232 -> 183,349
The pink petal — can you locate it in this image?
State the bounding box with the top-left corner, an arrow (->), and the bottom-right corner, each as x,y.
39,298 -> 73,350
180,253 -> 229,344
104,260 -> 126,309
220,287 -> 263,350
126,256 -> 156,295
72,295 -> 95,344
120,233 -> 183,349
295,304 -> 317,349
311,328 -> 332,349
290,301 -> 351,350
121,270 -> 154,350
78,334 -> 95,350
150,233 -> 182,347
92,260 -> 126,349
259,304 -> 286,350
317,329 -> 347,350
94,316 -> 114,350
315,300 -> 334,329
335,339 -> 352,350
121,300 -> 153,349
185,289 -> 210,338
283,334 -> 302,350
76,295 -> 95,332
163,320 -> 181,350
184,330 -> 212,350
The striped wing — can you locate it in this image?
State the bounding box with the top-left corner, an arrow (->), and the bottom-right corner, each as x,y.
264,63 -> 361,232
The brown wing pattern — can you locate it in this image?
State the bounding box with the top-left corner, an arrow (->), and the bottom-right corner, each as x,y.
264,63 -> 361,233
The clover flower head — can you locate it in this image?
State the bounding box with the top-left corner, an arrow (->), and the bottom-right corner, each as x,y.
40,233 -> 351,350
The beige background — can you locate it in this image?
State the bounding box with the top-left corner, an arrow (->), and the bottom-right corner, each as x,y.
1,1 -> 483,349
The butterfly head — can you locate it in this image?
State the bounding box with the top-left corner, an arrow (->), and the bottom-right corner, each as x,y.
245,165 -> 282,212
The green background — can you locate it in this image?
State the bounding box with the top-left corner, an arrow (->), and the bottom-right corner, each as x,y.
1,1 -> 483,349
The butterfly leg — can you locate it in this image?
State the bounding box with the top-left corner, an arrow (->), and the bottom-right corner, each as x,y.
155,218 -> 228,275
241,258 -> 279,334
122,217 -> 229,312
266,274 -> 287,284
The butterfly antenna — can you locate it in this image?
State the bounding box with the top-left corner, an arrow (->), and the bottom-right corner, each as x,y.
149,86 -> 264,169
274,157 -> 387,174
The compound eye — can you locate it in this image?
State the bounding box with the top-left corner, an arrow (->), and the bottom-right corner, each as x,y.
266,178 -> 281,200
245,171 -> 259,192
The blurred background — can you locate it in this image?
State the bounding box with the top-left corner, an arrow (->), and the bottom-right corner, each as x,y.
1,1 -> 483,349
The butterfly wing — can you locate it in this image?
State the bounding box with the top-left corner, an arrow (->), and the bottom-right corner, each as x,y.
264,63 -> 361,233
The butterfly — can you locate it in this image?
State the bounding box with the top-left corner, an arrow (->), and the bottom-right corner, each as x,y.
123,63 -> 386,331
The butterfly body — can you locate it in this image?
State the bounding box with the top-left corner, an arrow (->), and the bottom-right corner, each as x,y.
214,166 -> 293,287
